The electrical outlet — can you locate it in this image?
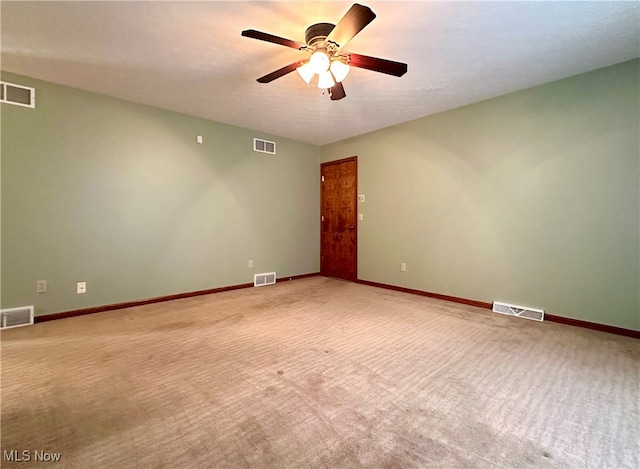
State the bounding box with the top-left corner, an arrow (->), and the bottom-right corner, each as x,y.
36,280 -> 47,293
196,135 -> 203,144
248,260 -> 254,268
400,263 -> 406,272
358,213 -> 364,221
77,282 -> 86,294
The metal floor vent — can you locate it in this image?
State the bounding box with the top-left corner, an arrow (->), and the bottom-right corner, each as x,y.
254,272 -> 276,287
1,306 -> 35,329
493,301 -> 544,322
253,138 -> 276,154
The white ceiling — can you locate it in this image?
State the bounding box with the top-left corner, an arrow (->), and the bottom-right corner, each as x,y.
2,1 -> 638,146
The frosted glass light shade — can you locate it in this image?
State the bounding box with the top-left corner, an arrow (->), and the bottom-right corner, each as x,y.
330,60 -> 350,82
296,62 -> 315,84
309,51 -> 330,74
317,70 -> 336,89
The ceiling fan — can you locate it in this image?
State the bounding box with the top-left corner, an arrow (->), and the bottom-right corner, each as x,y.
241,3 -> 408,101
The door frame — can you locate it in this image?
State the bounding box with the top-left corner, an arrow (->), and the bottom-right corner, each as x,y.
320,156 -> 358,281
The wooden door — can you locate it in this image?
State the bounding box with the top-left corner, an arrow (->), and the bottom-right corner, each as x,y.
321,157 -> 357,281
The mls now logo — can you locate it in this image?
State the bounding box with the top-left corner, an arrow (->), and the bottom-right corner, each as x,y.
3,449 -> 62,462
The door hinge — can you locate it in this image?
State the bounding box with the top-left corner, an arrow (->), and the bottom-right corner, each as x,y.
321,175 -> 325,182
321,215 -> 324,222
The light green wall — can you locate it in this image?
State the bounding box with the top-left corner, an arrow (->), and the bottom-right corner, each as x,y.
3,61 -> 639,330
322,60 -> 640,330
1,73 -> 320,316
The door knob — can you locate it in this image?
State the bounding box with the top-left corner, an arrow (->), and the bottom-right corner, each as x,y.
348,225 -> 355,231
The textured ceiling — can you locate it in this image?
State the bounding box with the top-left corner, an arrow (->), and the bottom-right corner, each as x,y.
2,1 -> 639,145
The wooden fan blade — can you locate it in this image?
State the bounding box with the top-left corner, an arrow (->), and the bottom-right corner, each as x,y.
330,82 -> 346,101
242,29 -> 306,50
257,61 -> 305,83
325,4 -> 376,50
347,53 -> 407,77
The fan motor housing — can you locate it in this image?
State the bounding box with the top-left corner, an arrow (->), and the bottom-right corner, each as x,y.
305,23 -> 335,46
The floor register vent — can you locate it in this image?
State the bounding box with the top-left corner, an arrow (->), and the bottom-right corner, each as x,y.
493,301 -> 544,322
254,272 -> 276,287
1,306 -> 35,329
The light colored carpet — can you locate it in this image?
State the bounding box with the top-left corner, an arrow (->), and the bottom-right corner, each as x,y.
1,277 -> 638,469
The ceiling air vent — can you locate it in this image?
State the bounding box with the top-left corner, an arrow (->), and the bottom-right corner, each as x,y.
254,272 -> 277,287
1,81 -> 35,108
253,138 -> 276,155
493,301 -> 544,322
1,306 -> 35,329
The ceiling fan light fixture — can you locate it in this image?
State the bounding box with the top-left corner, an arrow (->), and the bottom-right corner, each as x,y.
317,70 -> 336,89
330,60 -> 350,83
243,3 -> 408,101
309,51 -> 330,74
296,62 -> 315,84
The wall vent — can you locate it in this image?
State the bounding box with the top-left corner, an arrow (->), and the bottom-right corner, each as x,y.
1,306 -> 35,329
253,138 -> 276,155
1,81 -> 36,108
254,272 -> 277,287
493,301 -> 544,322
